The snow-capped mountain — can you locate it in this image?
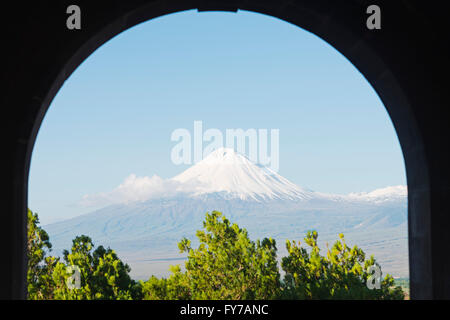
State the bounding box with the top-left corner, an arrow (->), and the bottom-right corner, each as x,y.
172,148 -> 315,201
44,148 -> 409,279
343,185 -> 407,204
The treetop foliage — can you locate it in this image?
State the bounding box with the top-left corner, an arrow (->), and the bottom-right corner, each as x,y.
27,209 -> 404,300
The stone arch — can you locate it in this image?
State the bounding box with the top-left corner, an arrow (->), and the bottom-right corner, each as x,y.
3,0 -> 449,299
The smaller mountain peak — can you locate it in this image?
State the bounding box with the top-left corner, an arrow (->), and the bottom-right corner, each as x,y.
344,185 -> 407,204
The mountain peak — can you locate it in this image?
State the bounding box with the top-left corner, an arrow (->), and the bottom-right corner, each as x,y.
207,147 -> 237,157
344,185 -> 407,204
172,148 -> 313,201
201,147 -> 250,165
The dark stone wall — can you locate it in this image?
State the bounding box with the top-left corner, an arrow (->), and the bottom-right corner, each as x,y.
2,0 -> 449,299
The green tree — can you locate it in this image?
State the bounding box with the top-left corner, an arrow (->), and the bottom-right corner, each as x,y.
280,230 -> 404,299
27,210 -> 141,300
51,235 -> 140,299
27,209 -> 59,299
143,211 -> 280,300
141,265 -> 190,300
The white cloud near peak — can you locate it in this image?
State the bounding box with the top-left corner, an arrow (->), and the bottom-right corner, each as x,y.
79,174 -> 198,207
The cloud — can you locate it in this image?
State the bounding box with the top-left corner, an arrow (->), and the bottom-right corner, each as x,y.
79,174 -> 200,207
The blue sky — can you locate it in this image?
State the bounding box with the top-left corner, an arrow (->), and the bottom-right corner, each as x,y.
29,10 -> 406,224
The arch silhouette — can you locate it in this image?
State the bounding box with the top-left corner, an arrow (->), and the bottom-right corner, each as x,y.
3,0 -> 449,299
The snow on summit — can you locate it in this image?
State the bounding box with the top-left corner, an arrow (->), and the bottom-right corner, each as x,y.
172,148 -> 314,201
343,185 -> 407,203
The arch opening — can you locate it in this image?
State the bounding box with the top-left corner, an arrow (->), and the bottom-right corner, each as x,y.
6,1 -> 439,300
